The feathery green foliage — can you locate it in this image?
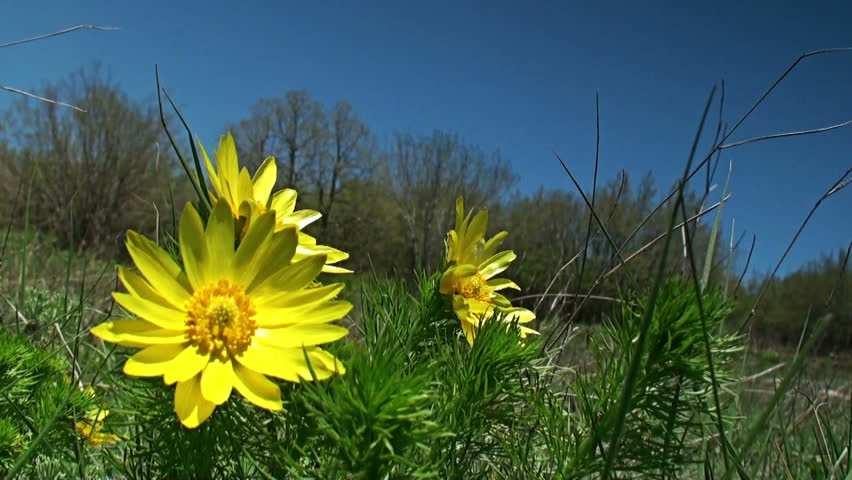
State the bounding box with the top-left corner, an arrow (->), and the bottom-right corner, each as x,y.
0,330 -> 92,477
1,242 -> 850,478
571,281 -> 743,478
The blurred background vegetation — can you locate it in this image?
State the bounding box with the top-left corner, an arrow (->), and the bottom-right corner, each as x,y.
0,67 -> 849,353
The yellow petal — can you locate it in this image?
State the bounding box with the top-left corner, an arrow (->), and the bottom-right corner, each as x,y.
232,211 -> 276,286
126,231 -> 191,307
78,425 -> 120,446
237,168 -> 255,208
454,196 -> 465,232
304,348 -> 346,377
113,292 -> 185,330
252,156 -> 277,205
241,346 -> 341,382
123,344 -> 186,377
199,139 -> 221,200
163,346 -> 210,385
461,320 -> 477,345
216,133 -> 239,191
236,343 -> 303,382
175,375 -> 216,429
200,358 -> 234,405
281,209 -> 321,229
487,278 -> 520,291
117,266 -> 172,309
217,176 -> 238,217
205,200 -> 235,279
82,387 -> 96,400
303,301 -> 353,324
491,293 -> 513,308
86,409 -> 110,423
465,297 -> 495,317
482,231 -> 509,258
478,250 -> 517,279
233,364 -> 282,411
452,295 -> 473,323
467,210 -> 488,244
499,306 -> 536,324
298,231 -> 318,245
270,189 -> 298,216
250,255 -> 326,297
179,203 -> 209,289
254,282 -> 345,312
453,297 -> 496,335
220,181 -> 239,217
446,230 -> 459,261
90,318 -> 185,347
255,300 -> 352,328
244,226 -> 299,291
255,324 -> 348,348
294,243 -> 349,264
520,325 -> 540,337
88,431 -> 121,446
321,264 -> 354,274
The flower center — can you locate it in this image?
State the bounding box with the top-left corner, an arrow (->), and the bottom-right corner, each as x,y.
186,279 -> 256,360
456,274 -> 491,302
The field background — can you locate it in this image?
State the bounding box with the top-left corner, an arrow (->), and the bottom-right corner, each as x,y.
0,12 -> 851,479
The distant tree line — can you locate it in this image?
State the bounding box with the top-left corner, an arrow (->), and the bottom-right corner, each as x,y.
736,249 -> 851,352
0,68 -> 170,252
0,68 -> 847,351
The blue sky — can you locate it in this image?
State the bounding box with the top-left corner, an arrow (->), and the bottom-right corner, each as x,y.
1,1 -> 850,275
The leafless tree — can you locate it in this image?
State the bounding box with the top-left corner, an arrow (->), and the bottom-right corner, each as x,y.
1,68 -> 172,253
314,101 -> 372,233
232,92 -> 375,234
391,131 -> 516,270
232,91 -> 325,190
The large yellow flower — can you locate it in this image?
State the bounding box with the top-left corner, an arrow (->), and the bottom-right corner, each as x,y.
439,197 -> 536,345
91,200 -> 351,428
200,132 -> 351,273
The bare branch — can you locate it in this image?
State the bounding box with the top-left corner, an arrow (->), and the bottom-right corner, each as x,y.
719,119 -> 852,150
554,151 -> 627,266
601,195 -> 730,279
576,92 -> 602,295
827,175 -> 851,197
0,24 -> 118,49
516,292 -> 624,304
733,234 -> 756,299
616,48 -> 852,254
534,250 -> 583,312
739,166 -> 852,330
1,85 -> 86,112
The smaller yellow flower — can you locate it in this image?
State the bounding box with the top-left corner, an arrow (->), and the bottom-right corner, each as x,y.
440,197 -> 537,344
200,132 -> 350,273
75,387 -> 119,446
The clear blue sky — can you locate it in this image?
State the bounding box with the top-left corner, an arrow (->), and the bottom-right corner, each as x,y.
2,1 -> 850,275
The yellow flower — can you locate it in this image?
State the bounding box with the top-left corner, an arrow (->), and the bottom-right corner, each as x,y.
200,132 -> 351,273
91,200 -> 351,428
439,197 -> 537,345
75,387 -> 119,446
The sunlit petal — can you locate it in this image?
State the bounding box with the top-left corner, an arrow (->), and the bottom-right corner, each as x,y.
175,375 -> 216,428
